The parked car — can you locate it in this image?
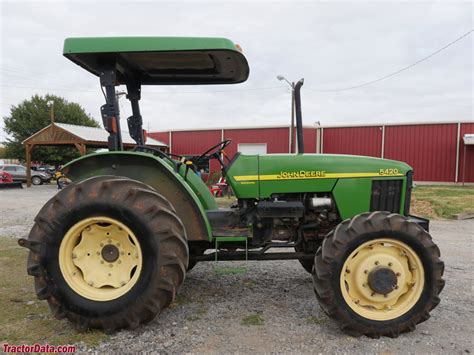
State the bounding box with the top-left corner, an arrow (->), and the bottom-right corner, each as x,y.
0,164 -> 51,185
32,165 -> 56,175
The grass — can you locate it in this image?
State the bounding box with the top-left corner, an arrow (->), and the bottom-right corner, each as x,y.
411,185 -> 474,219
241,314 -> 264,326
214,266 -> 248,275
0,237 -> 107,347
306,316 -> 326,325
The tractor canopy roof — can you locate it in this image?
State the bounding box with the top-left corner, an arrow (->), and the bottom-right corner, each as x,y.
63,37 -> 249,85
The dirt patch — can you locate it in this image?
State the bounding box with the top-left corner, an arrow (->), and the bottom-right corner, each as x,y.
411,197 -> 437,219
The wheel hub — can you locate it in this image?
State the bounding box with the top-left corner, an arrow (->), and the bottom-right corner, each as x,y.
367,267 -> 397,295
340,238 -> 424,321
59,216 -> 143,302
101,244 -> 119,262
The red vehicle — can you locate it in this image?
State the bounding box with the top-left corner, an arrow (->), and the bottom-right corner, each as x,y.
0,171 -> 22,189
209,176 -> 230,197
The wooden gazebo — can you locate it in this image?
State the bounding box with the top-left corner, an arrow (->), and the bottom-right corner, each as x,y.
22,122 -> 167,186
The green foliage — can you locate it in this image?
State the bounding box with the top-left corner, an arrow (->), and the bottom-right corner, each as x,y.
0,146 -> 6,159
2,94 -> 99,164
241,314 -> 264,326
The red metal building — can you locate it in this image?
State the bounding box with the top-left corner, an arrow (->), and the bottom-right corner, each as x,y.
148,121 -> 473,183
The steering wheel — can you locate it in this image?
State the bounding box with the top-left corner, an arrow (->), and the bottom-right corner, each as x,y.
195,139 -> 232,162
133,145 -> 183,160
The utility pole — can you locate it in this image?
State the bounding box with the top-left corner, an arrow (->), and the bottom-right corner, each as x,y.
47,100 -> 55,123
277,75 -> 296,153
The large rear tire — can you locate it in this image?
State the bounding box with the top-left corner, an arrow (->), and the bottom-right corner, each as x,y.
313,211 -> 444,338
23,175 -> 188,332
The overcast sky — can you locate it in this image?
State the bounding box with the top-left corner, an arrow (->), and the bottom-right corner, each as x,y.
0,0 -> 472,142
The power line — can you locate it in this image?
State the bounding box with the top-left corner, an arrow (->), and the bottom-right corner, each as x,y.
0,83 -> 283,95
306,29 -> 473,93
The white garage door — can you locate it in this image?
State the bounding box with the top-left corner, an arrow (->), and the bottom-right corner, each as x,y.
238,143 -> 267,155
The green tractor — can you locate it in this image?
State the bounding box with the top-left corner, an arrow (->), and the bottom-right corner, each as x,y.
19,37 -> 444,338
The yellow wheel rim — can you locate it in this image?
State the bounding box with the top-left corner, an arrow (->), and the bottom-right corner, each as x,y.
340,238 -> 424,321
59,216 -> 143,302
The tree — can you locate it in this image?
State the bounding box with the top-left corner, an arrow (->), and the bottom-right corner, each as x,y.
2,94 -> 100,164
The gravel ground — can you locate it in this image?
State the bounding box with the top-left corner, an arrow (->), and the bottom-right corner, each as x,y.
1,185 -> 473,353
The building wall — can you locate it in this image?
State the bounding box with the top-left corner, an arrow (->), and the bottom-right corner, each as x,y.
384,124 -> 458,182
323,126 -> 382,157
459,122 -> 474,183
147,132 -> 169,145
150,121 -> 473,182
223,127 -> 290,157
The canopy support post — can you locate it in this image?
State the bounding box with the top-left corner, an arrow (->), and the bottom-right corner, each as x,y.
99,69 -> 123,151
126,79 -> 144,145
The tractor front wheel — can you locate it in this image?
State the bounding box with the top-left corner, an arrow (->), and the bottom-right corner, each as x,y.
313,211 -> 444,338
23,175 -> 188,332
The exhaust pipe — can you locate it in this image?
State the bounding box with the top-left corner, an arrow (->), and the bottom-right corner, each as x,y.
294,78 -> 304,154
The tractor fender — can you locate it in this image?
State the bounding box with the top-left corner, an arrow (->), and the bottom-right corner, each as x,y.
62,151 -> 213,241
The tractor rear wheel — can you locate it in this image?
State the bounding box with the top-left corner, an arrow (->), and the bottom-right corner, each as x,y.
313,211 -> 444,338
23,175 -> 188,332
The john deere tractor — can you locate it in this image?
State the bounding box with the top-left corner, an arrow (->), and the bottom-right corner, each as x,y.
19,37 -> 444,337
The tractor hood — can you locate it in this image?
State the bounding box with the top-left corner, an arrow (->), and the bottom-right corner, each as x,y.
236,154 -> 411,182
226,153 -> 412,199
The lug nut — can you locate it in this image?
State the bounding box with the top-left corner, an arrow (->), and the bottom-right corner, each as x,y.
371,292 -> 376,296
88,281 -> 93,286
375,261 -> 379,265
396,272 -> 401,277
388,262 -> 393,267
364,270 -> 368,274
345,269 -> 350,274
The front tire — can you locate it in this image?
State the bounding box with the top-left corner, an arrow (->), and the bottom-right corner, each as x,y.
313,211 -> 444,338
24,175 -> 188,331
32,176 -> 42,185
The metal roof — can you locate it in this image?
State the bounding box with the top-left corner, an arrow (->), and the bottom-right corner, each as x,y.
23,123 -> 167,147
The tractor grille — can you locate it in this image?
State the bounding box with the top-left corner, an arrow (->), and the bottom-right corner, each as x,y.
370,179 -> 403,213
